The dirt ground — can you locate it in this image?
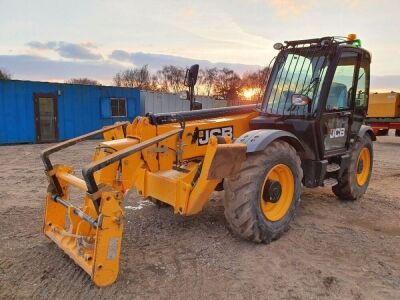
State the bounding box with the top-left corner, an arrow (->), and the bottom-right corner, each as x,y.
0,134 -> 399,300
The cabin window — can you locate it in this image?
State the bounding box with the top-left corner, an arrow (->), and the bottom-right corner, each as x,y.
110,98 -> 127,117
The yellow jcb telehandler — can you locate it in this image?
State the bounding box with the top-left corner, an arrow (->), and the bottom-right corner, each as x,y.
41,34 -> 375,286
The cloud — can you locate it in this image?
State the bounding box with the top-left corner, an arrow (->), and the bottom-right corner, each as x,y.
27,41 -> 102,60
0,54 -> 120,83
110,51 -> 262,74
55,42 -> 102,60
80,42 -> 98,49
27,41 -> 57,50
109,50 -> 131,62
1,53 -> 399,91
1,43 -> 264,85
268,0 -> 313,17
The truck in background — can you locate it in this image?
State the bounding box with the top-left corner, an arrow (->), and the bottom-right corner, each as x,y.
366,92 -> 400,136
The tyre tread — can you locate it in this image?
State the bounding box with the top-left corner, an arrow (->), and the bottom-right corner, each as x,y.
332,135 -> 373,200
224,140 -> 302,243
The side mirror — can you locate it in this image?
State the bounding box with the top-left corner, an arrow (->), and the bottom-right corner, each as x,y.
292,94 -> 311,106
184,64 -> 199,87
184,64 -> 200,111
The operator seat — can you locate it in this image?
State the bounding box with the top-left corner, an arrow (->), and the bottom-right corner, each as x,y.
326,82 -> 348,110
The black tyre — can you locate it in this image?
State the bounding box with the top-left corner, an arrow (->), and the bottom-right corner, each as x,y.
223,140 -> 303,243
332,134 -> 373,200
395,129 -> 400,137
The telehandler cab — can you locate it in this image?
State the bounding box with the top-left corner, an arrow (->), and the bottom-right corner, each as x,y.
41,34 -> 375,286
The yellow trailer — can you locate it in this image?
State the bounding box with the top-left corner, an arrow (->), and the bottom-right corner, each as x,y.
367,92 -> 400,118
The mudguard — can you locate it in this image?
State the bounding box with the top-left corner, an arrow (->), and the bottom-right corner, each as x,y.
358,125 -> 376,141
235,129 -> 305,153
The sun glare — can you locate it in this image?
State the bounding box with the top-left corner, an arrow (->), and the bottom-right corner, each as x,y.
240,88 -> 261,100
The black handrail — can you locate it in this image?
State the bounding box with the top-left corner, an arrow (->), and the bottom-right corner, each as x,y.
82,128 -> 183,195
41,122 -> 129,196
147,104 -> 257,125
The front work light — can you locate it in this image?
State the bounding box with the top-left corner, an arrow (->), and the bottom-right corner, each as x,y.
273,43 -> 284,50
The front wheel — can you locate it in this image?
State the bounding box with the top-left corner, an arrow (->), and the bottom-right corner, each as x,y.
223,140 -> 303,243
332,134 -> 373,200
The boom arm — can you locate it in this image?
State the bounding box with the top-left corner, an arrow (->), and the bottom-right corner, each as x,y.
41,107 -> 257,286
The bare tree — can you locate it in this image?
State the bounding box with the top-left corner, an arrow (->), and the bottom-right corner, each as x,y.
113,65 -> 151,89
113,72 -> 123,87
148,74 -> 159,91
157,65 -> 185,93
109,64 -> 269,100
0,68 -> 12,80
149,74 -> 168,92
199,67 -> 218,96
214,68 -> 241,102
133,64 -> 151,89
240,68 -> 268,91
66,78 -> 100,85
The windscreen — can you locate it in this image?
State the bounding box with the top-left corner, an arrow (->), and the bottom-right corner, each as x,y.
262,47 -> 332,116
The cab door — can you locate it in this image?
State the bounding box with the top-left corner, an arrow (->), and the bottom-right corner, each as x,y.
320,51 -> 359,157
34,93 -> 59,143
351,53 -> 370,136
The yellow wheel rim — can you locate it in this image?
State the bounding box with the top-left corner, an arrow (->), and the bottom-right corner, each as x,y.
356,147 -> 371,186
260,164 -> 294,222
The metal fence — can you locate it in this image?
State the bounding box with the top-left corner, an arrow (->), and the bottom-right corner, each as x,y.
140,91 -> 228,114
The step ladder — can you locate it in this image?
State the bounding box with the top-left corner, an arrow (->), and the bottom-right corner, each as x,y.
326,163 -> 340,173
323,178 -> 338,187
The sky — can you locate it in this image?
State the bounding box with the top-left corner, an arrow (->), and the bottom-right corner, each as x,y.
0,0 -> 399,90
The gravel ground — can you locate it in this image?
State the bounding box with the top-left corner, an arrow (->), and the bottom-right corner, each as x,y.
0,134 -> 399,299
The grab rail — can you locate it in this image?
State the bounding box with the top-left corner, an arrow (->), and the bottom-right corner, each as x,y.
82,128 -> 183,195
41,122 -> 129,196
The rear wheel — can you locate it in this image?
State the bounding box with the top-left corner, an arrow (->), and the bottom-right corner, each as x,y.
395,129 -> 400,137
332,134 -> 373,200
223,140 -> 303,243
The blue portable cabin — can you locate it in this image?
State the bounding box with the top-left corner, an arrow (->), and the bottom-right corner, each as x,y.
0,80 -> 141,144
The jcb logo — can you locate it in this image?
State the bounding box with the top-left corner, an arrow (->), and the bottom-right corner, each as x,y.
198,126 -> 233,145
329,128 -> 346,138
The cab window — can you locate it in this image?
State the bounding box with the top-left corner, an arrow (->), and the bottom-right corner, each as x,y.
263,51 -> 330,116
354,61 -> 369,114
326,52 -> 358,111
